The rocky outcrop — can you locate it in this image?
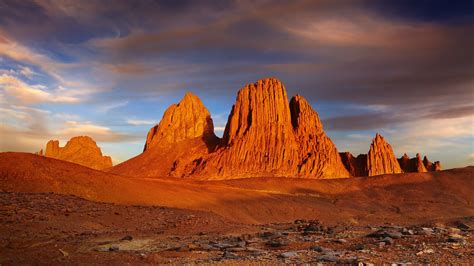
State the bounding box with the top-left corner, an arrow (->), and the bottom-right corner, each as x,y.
110,93 -> 219,178
111,77 -> 440,179
398,153 -> 428,173
366,134 -> 402,176
144,92 -> 216,151
195,78 -> 349,179
340,152 -> 367,177
42,136 -> 112,170
202,78 -> 301,178
290,95 -> 349,178
423,156 -> 442,172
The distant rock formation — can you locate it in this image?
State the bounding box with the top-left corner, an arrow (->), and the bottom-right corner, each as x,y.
423,156 -> 442,172
398,153 -> 428,173
366,133 -> 403,176
40,136 -> 112,170
144,92 -> 216,151
340,136 -> 442,177
111,77 -> 440,179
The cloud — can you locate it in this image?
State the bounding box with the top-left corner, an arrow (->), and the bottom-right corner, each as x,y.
214,126 -> 226,132
0,74 -> 79,104
97,100 -> 129,113
126,119 -> 155,126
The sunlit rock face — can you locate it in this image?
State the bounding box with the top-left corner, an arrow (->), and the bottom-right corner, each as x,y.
143,92 -> 216,151
42,136 -> 112,170
366,133 -> 403,176
111,77 -> 440,180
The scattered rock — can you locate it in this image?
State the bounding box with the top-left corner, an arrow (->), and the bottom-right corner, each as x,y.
448,234 -> 465,243
266,239 -> 288,248
279,251 -> 298,258
58,249 -> 69,257
317,254 -> 340,263
416,249 -> 435,256
120,235 -> 133,241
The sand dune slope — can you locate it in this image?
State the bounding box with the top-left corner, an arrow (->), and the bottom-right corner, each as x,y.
1,152 -> 472,224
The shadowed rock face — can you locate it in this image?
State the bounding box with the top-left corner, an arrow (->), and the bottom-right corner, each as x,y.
42,136 -> 112,170
423,156 -> 442,172
398,153 -> 428,173
340,152 -> 367,177
143,92 -> 216,151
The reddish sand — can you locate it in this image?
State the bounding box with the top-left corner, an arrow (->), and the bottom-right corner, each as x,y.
1,152 -> 473,225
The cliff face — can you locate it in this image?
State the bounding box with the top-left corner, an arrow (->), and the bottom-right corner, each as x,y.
207,78 -> 300,178
144,92 -> 216,151
290,95 -> 349,178
366,134 -> 402,176
42,136 -> 112,170
110,93 -> 219,178
111,77 -> 440,179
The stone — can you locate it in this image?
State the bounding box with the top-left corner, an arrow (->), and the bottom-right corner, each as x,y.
366,134 -> 402,176
266,239 -> 288,248
279,251 -> 298,258
41,136 -> 112,170
317,254 -> 340,262
380,237 -> 394,245
448,234 -> 465,243
120,235 -> 133,241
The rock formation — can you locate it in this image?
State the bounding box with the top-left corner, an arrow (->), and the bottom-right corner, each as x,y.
41,136 -> 112,170
290,95 -> 349,178
111,77 -> 440,179
398,153 -> 428,173
204,78 -> 301,178
110,93 -> 219,178
366,133 -> 402,176
340,152 -> 367,177
144,92 -> 216,151
423,156 -> 442,172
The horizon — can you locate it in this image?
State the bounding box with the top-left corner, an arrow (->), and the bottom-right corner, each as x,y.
1,0 -> 473,168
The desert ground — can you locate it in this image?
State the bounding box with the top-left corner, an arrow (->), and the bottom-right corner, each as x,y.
0,152 -> 473,264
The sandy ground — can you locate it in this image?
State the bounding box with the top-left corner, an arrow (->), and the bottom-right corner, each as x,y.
0,152 -> 473,264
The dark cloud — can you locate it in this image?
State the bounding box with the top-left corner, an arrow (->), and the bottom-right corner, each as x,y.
323,112 -> 405,131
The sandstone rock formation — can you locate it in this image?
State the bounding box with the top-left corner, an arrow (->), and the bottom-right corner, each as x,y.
144,92 -> 216,151
111,77 -> 440,179
205,78 -> 301,178
366,133 -> 402,176
41,136 -> 112,170
423,156 -> 442,172
340,152 -> 367,177
398,153 -> 428,173
110,93 -> 219,178
290,95 -> 349,178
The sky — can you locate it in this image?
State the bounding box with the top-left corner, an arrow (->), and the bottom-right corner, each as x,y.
0,0 -> 473,168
